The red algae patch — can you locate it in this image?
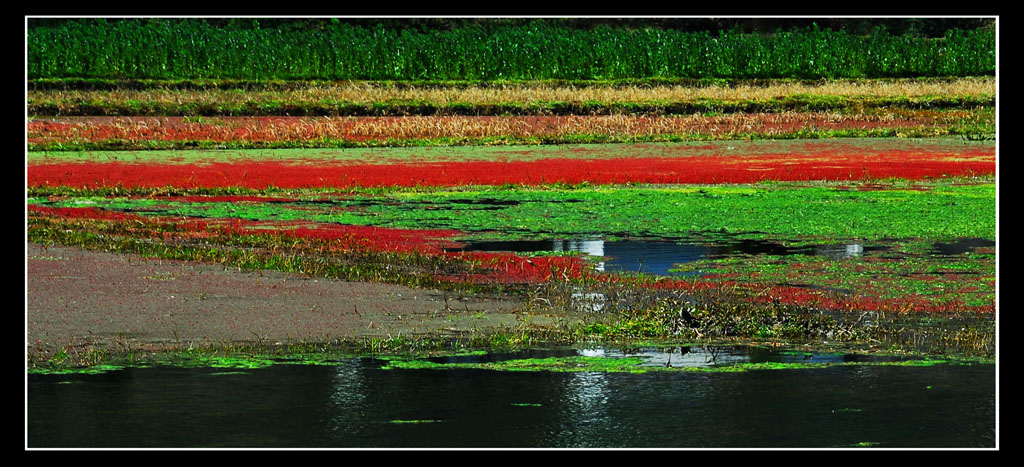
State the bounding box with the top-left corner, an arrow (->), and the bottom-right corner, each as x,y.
28,149 -> 995,189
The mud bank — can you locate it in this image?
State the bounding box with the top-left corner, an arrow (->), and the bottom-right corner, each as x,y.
26,242 -> 550,361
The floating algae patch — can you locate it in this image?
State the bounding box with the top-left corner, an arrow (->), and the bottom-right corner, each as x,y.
28,364 -> 127,375
155,354 -> 277,370
26,343 -> 986,376
425,348 -> 579,364
381,355 -> 652,373
154,350 -> 358,370
377,355 -> 956,373
377,346 -> 973,374
28,353 -> 339,376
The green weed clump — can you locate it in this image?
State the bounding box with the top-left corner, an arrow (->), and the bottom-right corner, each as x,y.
28,20 -> 995,81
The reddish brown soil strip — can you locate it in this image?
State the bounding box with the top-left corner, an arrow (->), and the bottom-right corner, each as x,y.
26,113 -> 961,143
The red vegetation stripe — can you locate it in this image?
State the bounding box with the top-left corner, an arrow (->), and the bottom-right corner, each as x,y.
27,205 -> 139,221
27,205 -> 586,281
639,277 -> 994,314
27,205 -> 461,252
28,151 -> 995,189
747,283 -> 995,314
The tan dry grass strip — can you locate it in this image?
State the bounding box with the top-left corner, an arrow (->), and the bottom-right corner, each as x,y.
340,113 -> 943,139
29,77 -> 995,108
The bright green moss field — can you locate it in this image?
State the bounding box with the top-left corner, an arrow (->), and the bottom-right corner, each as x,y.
30,180 -> 995,243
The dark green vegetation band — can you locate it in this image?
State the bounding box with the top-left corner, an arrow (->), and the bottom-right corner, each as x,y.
28,20 -> 995,81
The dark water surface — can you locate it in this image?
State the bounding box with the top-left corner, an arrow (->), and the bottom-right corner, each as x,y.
28,349 -> 995,448
450,238 -> 876,276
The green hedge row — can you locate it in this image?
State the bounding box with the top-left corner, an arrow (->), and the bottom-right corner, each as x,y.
27,20 -> 996,81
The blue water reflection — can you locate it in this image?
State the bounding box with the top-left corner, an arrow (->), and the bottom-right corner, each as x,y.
450,238 -> 868,276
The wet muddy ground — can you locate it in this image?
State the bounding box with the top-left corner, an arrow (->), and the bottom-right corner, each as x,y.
26,242 -> 552,360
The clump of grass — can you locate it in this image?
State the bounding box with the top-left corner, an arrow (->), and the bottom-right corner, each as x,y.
860,310 -> 996,356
